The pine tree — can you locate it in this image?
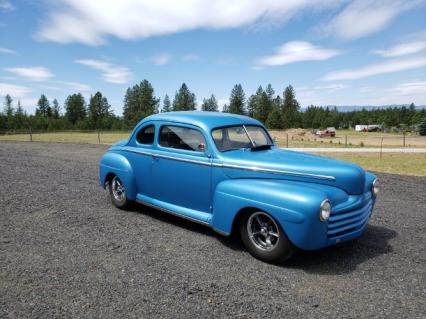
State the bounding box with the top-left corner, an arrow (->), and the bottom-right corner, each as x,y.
228,84 -> 245,115
266,106 -> 282,129
4,94 -> 14,129
88,92 -> 111,128
172,83 -> 196,111
282,85 -> 300,129
201,94 -> 218,112
247,85 -> 264,118
419,118 -> 426,136
162,94 -> 171,112
65,93 -> 86,125
222,104 -> 229,113
52,99 -> 60,119
15,100 -> 25,129
123,80 -> 160,126
36,94 -> 50,118
4,94 -> 13,117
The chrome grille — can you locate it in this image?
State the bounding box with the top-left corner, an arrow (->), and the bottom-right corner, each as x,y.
327,198 -> 373,239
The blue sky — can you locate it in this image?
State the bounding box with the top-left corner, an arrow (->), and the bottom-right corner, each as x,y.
1,0 -> 426,115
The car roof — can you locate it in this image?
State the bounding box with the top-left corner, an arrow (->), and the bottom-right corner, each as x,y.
140,111 -> 263,131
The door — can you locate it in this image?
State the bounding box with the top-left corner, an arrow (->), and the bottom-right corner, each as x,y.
126,123 -> 155,198
152,124 -> 212,215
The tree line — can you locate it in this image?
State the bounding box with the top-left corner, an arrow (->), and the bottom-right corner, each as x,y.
1,80 -> 425,132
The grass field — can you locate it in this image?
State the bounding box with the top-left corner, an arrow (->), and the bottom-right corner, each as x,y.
0,131 -> 130,144
314,153 -> 426,176
1,129 -> 425,148
270,129 -> 426,148
1,130 -> 425,176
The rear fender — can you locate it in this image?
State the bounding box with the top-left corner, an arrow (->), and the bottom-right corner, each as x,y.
99,151 -> 137,200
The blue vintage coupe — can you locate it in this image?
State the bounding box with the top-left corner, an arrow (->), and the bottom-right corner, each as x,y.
99,111 -> 378,263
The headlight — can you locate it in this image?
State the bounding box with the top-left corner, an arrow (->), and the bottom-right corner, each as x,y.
372,179 -> 379,196
319,199 -> 331,222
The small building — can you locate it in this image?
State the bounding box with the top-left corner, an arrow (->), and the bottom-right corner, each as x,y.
355,125 -> 368,132
355,124 -> 382,132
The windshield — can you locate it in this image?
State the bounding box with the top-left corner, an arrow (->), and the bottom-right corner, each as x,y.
212,125 -> 273,152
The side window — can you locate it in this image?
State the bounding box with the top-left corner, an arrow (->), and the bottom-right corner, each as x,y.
159,125 -> 206,152
136,125 -> 155,145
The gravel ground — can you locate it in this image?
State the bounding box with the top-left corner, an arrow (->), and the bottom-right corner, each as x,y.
1,141 -> 425,318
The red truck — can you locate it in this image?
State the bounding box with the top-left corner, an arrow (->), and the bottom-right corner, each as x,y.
316,127 -> 336,138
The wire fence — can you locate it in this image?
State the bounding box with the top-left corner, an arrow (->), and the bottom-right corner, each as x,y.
0,129 -> 425,149
272,133 -> 426,148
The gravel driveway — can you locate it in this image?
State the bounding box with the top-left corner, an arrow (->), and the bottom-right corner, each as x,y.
1,141 -> 425,318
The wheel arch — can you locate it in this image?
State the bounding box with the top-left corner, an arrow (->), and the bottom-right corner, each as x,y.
104,172 -> 116,187
99,151 -> 137,200
211,179 -> 330,249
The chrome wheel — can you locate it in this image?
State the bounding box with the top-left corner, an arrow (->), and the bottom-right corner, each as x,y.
111,176 -> 125,201
247,212 -> 280,251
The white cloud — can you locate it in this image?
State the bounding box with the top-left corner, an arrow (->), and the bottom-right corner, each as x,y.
296,84 -> 426,106
0,0 -> 14,11
37,0 -> 340,45
325,0 -> 424,40
372,41 -> 426,57
152,53 -> 171,65
255,41 -> 340,67
216,57 -> 235,65
75,59 -> 131,84
314,83 -> 347,91
182,54 -> 200,61
387,81 -> 426,96
0,82 -> 32,98
0,47 -> 16,54
4,67 -> 54,81
39,81 -> 91,92
322,57 -> 426,81
58,81 -> 91,92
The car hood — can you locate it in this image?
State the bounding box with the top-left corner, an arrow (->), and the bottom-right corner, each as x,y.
218,147 -> 366,195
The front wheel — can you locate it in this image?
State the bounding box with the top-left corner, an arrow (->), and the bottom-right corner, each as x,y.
240,211 -> 296,263
108,175 -> 132,209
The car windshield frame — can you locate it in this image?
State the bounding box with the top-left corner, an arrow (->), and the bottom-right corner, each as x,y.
211,124 -> 274,152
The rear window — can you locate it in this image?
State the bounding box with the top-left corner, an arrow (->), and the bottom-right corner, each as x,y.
159,125 -> 206,152
136,125 -> 155,144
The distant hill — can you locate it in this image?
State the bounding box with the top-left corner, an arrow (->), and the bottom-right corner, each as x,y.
302,105 -> 426,112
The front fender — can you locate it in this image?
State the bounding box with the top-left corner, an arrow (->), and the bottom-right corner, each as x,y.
211,179 -> 348,249
99,151 -> 137,200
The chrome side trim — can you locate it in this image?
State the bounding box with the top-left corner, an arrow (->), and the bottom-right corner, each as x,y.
136,199 -> 211,226
117,147 -> 153,157
116,147 -> 211,166
153,152 -> 211,166
113,147 -> 335,180
214,162 -> 336,181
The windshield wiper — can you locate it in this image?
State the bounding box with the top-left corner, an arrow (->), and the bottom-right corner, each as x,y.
250,144 -> 272,151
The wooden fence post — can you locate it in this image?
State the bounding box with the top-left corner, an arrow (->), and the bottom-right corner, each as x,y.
345,135 -> 347,148
97,130 -> 101,144
380,137 -> 383,159
29,127 -> 33,142
286,133 -> 289,148
403,131 -> 406,147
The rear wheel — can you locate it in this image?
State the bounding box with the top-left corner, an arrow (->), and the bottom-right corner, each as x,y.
240,211 -> 296,263
108,175 -> 132,209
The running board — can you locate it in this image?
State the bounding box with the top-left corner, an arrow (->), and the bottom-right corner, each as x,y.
136,193 -> 212,226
